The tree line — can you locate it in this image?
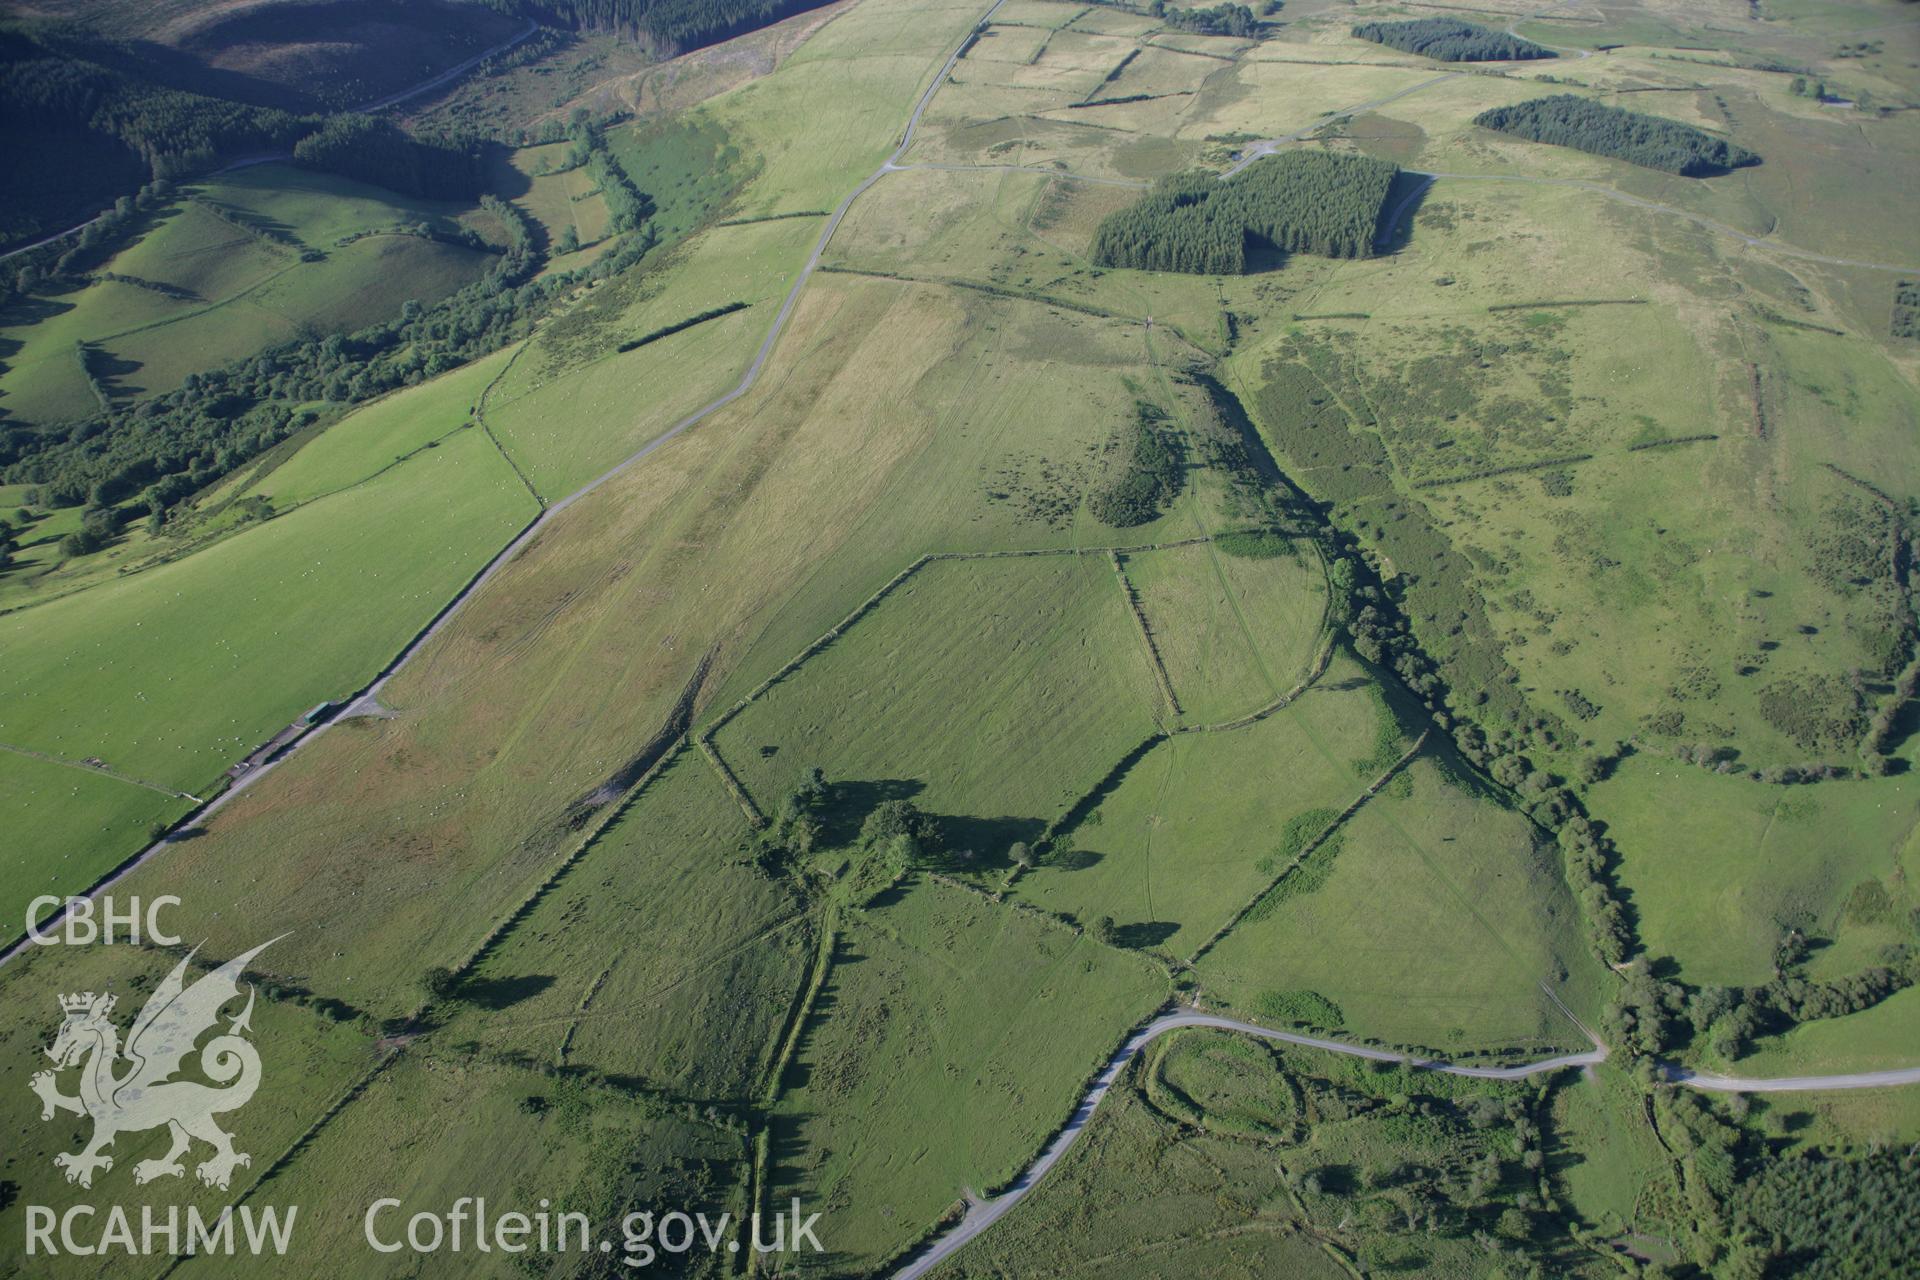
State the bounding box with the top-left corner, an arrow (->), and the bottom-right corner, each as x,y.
0,28 -> 496,247
1090,151 -> 1397,274
0,32 -> 308,182
1156,2 -> 1257,37
478,0 -> 836,55
290,115 -> 485,201
1473,94 -> 1760,176
1351,17 -> 1553,62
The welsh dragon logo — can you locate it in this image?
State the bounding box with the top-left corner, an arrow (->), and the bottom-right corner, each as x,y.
31,939 -> 276,1191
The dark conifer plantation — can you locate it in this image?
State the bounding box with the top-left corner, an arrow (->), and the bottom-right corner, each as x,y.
1474,95 -> 1760,175
1351,17 -> 1553,62
1090,151 -> 1398,274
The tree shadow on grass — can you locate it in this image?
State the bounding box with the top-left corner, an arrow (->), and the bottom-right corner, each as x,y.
1113,919 -> 1181,949
816,777 -> 925,847
1048,847 -> 1104,871
459,973 -> 556,1010
924,812 -> 1046,873
1374,170 -> 1434,255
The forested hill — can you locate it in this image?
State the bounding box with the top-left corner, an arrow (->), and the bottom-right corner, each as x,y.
1474,95 -> 1761,176
480,0 -> 839,54
1091,151 -> 1397,274
0,30 -> 491,246
1352,17 -> 1553,62
0,32 -> 308,181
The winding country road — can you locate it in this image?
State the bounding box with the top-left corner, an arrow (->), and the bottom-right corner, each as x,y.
354,19 -> 540,113
892,1006 -> 1920,1278
1672,1064 -> 1920,1092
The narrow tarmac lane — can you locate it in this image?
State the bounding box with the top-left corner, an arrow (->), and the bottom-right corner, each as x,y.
893,1006 -> 1920,1278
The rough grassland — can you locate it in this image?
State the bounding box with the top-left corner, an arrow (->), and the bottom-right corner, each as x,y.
67,278 -> 1021,1018
695,278 -> 1197,709
709,0 -> 993,216
772,879 -> 1166,1273
483,216 -> 818,496
716,554 -> 1162,835
1199,754 -> 1596,1054
0,0 -> 1075,980
1219,168 -> 1920,778
436,752 -> 810,1103
935,1027 -> 1551,1280
930,1042 -> 1350,1279
818,162 -> 1234,354
1122,539 -> 1326,724
187,1054 -> 745,1280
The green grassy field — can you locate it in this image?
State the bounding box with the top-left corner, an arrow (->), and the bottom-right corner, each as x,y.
1012,649 -> 1398,955
0,940 -> 373,1278
0,427 -> 533,792
772,878 -> 1166,1272
1198,751 -> 1601,1055
716,553 -> 1163,846
1121,538 -> 1327,724
233,347 -> 516,508
0,425 -> 535,934
1597,757 -> 1920,988
0,749 -> 188,909
1730,985 -> 1920,1077
1551,1061 -> 1687,1244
